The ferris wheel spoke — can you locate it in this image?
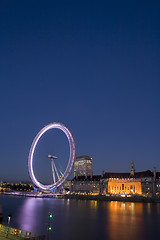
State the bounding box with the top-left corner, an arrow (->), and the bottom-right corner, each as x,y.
59,169 -> 64,177
51,160 -> 56,183
53,161 -> 60,181
58,163 -> 64,177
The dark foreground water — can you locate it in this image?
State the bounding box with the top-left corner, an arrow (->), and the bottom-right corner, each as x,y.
1,194 -> 160,240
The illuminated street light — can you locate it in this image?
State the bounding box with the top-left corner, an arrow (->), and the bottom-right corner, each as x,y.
6,214 -> 12,237
7,214 -> 12,227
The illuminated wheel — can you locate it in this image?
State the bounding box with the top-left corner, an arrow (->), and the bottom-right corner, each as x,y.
28,122 -> 76,190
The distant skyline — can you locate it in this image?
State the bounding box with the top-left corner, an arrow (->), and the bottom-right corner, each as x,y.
0,1 -> 160,182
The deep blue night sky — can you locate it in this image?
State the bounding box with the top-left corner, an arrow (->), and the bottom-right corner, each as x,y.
0,0 -> 160,182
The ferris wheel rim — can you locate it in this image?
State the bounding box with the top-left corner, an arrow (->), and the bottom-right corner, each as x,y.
28,122 -> 76,190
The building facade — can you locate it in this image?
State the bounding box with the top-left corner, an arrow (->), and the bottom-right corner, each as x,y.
74,156 -> 92,177
71,175 -> 101,194
107,178 -> 142,195
71,162 -> 160,196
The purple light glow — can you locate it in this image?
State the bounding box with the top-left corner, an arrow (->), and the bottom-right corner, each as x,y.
28,122 -> 76,190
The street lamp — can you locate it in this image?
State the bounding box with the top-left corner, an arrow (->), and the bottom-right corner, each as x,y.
8,214 -> 12,227
6,214 -> 12,237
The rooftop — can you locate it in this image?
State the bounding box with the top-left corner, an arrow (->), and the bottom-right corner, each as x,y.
103,170 -> 153,179
76,156 -> 92,161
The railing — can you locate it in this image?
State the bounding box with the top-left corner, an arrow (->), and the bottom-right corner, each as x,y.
0,224 -> 45,240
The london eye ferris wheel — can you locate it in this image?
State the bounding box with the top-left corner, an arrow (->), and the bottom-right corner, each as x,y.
28,122 -> 76,191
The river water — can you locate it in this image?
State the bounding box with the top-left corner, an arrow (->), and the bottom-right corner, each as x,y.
0,194 -> 160,240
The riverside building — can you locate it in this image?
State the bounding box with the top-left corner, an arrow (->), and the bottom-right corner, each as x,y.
71,162 -> 160,196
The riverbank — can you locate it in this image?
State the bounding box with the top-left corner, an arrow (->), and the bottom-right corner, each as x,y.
64,193 -> 160,202
0,191 -> 62,198
0,224 -> 45,240
1,191 -> 160,203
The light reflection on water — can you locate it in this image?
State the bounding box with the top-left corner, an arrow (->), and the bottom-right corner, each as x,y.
17,197 -> 43,232
1,195 -> 160,240
106,202 -> 144,240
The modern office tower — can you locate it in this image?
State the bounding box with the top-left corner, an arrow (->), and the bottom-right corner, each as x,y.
130,161 -> 135,176
74,156 -> 93,177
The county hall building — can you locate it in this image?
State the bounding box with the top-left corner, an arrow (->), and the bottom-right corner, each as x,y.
71,159 -> 160,196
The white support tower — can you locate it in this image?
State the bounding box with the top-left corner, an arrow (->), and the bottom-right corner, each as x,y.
47,155 -> 59,183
